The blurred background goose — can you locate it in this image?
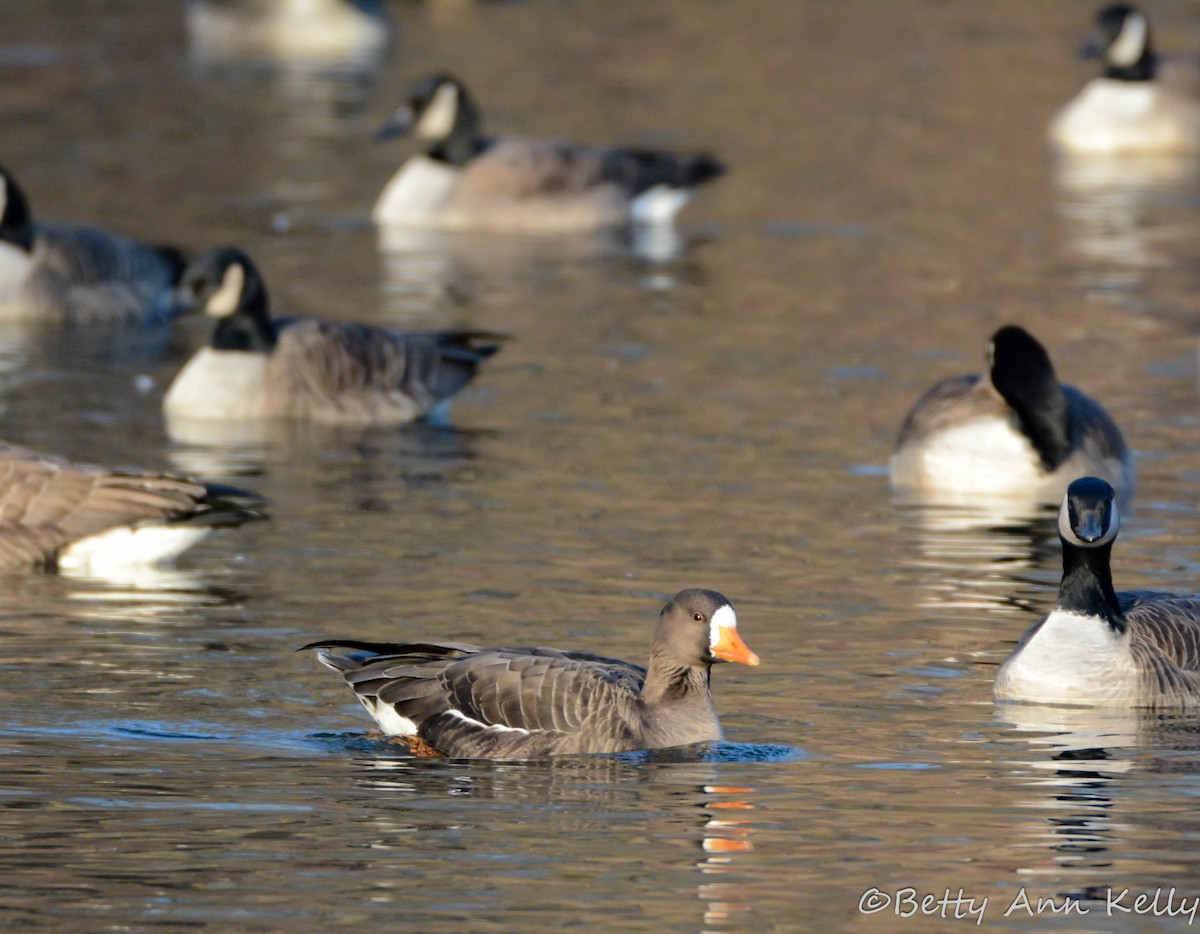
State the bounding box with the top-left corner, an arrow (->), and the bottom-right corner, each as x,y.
371,73 -> 724,232
890,325 -> 1133,502
163,247 -> 502,425
1050,3 -> 1200,153
302,588 -> 760,758
995,476 -> 1200,708
0,441 -> 264,575
0,164 -> 185,324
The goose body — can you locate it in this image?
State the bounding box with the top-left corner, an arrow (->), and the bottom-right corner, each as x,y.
890,326 -> 1132,501
1050,4 -> 1200,154
163,247 -> 501,425
371,74 -> 723,232
0,166 -> 184,324
303,588 -> 760,758
0,442 -> 264,573
996,477 -> 1200,708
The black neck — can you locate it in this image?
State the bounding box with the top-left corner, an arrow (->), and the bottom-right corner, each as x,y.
993,375 -> 1071,471
0,181 -> 34,253
212,310 -> 276,352
1058,538 -> 1126,633
1105,50 -> 1157,82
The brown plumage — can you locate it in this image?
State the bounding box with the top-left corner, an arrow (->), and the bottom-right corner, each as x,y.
0,442 -> 263,571
303,589 -> 760,758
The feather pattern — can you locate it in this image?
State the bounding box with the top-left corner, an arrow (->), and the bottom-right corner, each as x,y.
0,442 -> 263,570
304,589 -> 759,758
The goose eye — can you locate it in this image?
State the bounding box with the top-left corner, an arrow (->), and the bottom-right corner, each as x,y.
692,612 -> 704,622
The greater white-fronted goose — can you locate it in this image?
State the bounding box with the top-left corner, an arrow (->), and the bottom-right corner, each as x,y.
890,325 -> 1133,502
0,442 -> 264,574
371,73 -> 724,232
1050,3 -> 1200,154
303,588 -> 760,758
996,476 -> 1200,708
0,164 -> 185,324
163,247 -> 502,425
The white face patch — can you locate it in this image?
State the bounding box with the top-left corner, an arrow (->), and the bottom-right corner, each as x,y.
206,262 -> 245,317
708,604 -> 738,649
415,82 -> 460,141
1108,11 -> 1148,68
1058,494 -> 1119,546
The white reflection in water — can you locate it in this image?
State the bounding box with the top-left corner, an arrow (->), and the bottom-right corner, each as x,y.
894,494 -> 1059,616
1053,151 -> 1200,290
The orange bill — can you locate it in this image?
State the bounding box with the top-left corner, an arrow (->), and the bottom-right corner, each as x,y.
712,626 -> 760,666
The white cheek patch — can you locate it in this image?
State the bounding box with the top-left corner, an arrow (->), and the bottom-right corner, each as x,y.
206,262 -> 245,317
1109,11 -> 1148,67
415,83 -> 460,140
709,604 -> 738,649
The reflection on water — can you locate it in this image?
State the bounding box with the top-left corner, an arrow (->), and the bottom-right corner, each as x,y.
1053,150 -> 1200,294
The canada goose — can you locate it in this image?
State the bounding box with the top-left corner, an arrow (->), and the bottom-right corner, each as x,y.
371,73 -> 724,232
302,588 -> 760,758
995,477 -> 1200,708
0,441 -> 263,574
890,325 -> 1133,502
0,165 -> 185,324
1050,3 -> 1200,154
163,247 -> 502,425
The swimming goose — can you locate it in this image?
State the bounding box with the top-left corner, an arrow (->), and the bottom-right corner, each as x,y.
0,441 -> 264,574
371,73 -> 724,232
303,588 -> 760,758
1049,3 -> 1200,154
890,325 -> 1133,501
995,476 -> 1200,708
0,165 -> 185,323
163,247 -> 502,425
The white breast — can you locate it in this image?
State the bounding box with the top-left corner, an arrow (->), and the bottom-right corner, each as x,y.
1049,79 -> 1200,153
891,415 -> 1046,494
371,156 -> 460,227
163,348 -> 269,420
995,609 -> 1136,705
0,242 -> 33,317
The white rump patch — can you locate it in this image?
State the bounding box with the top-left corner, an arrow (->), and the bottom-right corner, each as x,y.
1109,11 -> 1148,68
630,184 -> 691,225
415,83 -> 460,141
444,707 -> 532,735
207,262 -> 245,317
364,698 -> 418,736
709,603 -> 738,649
58,524 -> 211,574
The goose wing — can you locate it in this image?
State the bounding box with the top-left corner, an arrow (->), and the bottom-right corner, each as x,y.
307,640 -> 646,756
271,321 -> 500,422
0,443 -> 261,569
32,224 -> 183,322
1121,591 -> 1200,671
894,373 -> 985,446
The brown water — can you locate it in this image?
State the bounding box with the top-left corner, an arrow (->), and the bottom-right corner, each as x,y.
6,1 -> 1200,931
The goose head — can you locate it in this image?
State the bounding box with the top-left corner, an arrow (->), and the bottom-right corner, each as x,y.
1081,3 -> 1155,79
653,589 -> 759,673
0,166 -> 34,253
1059,476 -> 1120,548
177,247 -> 275,351
375,73 -> 483,164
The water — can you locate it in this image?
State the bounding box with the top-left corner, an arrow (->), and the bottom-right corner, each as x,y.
4,1 -> 1200,930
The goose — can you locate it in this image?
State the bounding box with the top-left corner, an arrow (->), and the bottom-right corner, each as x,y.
1049,3 -> 1200,154
163,247 -> 502,425
302,588 -> 760,758
890,325 -> 1133,502
0,164 -> 185,324
0,441 -> 264,574
371,73 -> 724,232
995,476 -> 1200,708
